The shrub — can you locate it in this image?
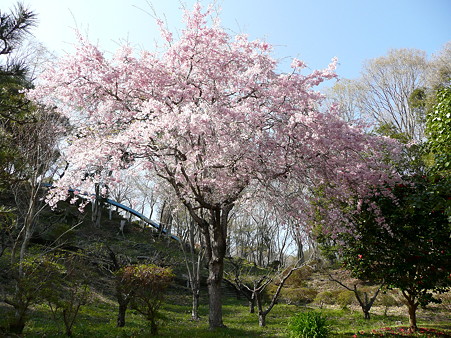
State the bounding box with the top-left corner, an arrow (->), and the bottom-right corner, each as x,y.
4,255 -> 65,334
279,287 -> 318,305
337,290 -> 354,309
313,291 -> 337,308
117,264 -> 174,335
376,291 -> 403,316
288,311 -> 330,338
285,266 -> 315,287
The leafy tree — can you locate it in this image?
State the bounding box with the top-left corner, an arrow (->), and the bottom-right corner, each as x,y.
326,175 -> 450,332
45,254 -> 93,337
0,2 -> 37,190
30,3 -> 400,329
116,264 -> 173,335
425,86 -> 451,175
4,255 -> 65,334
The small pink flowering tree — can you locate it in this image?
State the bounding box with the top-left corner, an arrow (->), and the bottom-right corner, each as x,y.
29,4 -> 400,329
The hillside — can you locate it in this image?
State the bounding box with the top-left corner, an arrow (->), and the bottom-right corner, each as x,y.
0,196 -> 450,336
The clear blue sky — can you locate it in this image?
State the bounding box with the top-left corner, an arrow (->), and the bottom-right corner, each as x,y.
3,0 -> 450,80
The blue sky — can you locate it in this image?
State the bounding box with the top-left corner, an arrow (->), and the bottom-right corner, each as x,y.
3,0 -> 450,80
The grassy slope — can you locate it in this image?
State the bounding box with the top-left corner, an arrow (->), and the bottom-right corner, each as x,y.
0,199 -> 450,337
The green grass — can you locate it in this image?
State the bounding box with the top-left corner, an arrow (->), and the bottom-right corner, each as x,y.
3,294 -> 448,337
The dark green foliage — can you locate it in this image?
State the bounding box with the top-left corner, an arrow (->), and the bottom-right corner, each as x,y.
341,176 -> 450,299
426,86 -> 451,174
374,122 -> 411,144
0,2 -> 37,76
288,311 -> 330,338
0,206 -> 14,256
337,174 -> 451,331
0,2 -> 39,192
4,255 -> 65,333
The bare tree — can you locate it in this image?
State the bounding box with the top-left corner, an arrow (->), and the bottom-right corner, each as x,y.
177,215 -> 205,320
324,79 -> 366,122
426,41 -> 451,90
226,257 -> 307,326
326,49 -> 429,141
7,108 -> 66,332
329,271 -> 383,320
359,49 -> 428,141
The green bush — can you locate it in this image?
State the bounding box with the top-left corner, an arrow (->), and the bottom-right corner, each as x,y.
337,290 -> 354,309
279,287 -> 318,305
285,266 -> 315,287
117,264 -> 174,335
313,291 -> 337,307
288,311 -> 330,338
375,290 -> 402,316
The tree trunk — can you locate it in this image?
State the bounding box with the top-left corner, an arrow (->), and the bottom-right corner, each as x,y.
407,301 -> 418,332
92,183 -> 102,227
207,257 -> 225,328
258,312 -> 266,327
199,206 -> 231,329
402,290 -> 418,332
150,317 -> 158,335
256,291 -> 267,327
117,302 -> 127,327
249,297 -> 255,313
192,288 -> 200,320
9,306 -> 27,334
180,195 -> 233,330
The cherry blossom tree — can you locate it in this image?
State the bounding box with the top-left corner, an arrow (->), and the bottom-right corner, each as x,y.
29,4 -> 400,329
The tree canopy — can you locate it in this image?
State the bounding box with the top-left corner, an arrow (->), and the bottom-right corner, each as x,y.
29,4 -> 401,328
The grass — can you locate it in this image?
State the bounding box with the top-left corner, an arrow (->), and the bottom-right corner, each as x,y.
2,293 -> 449,337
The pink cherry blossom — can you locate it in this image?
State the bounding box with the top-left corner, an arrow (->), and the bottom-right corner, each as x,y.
28,3 -> 402,328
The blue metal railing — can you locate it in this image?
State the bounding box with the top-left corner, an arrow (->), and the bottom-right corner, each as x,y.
42,183 -> 180,241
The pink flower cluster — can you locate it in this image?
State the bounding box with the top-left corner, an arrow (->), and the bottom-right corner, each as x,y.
29,3 -> 401,236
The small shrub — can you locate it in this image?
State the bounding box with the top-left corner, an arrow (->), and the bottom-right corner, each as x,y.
313,291 -> 336,308
5,255 -> 65,334
117,264 -> 174,335
288,311 -> 330,338
337,290 -> 354,309
376,291 -> 402,316
285,266 -> 315,287
279,287 -> 318,305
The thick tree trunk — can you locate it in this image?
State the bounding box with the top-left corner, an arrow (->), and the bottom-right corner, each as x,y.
92,183 -> 102,227
198,206 -> 231,329
402,290 -> 418,332
207,257 -> 225,328
117,302 -> 127,327
150,317 -> 158,335
179,193 -> 234,330
256,291 -> 267,327
258,312 -> 266,327
9,305 -> 27,334
407,301 -> 418,332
